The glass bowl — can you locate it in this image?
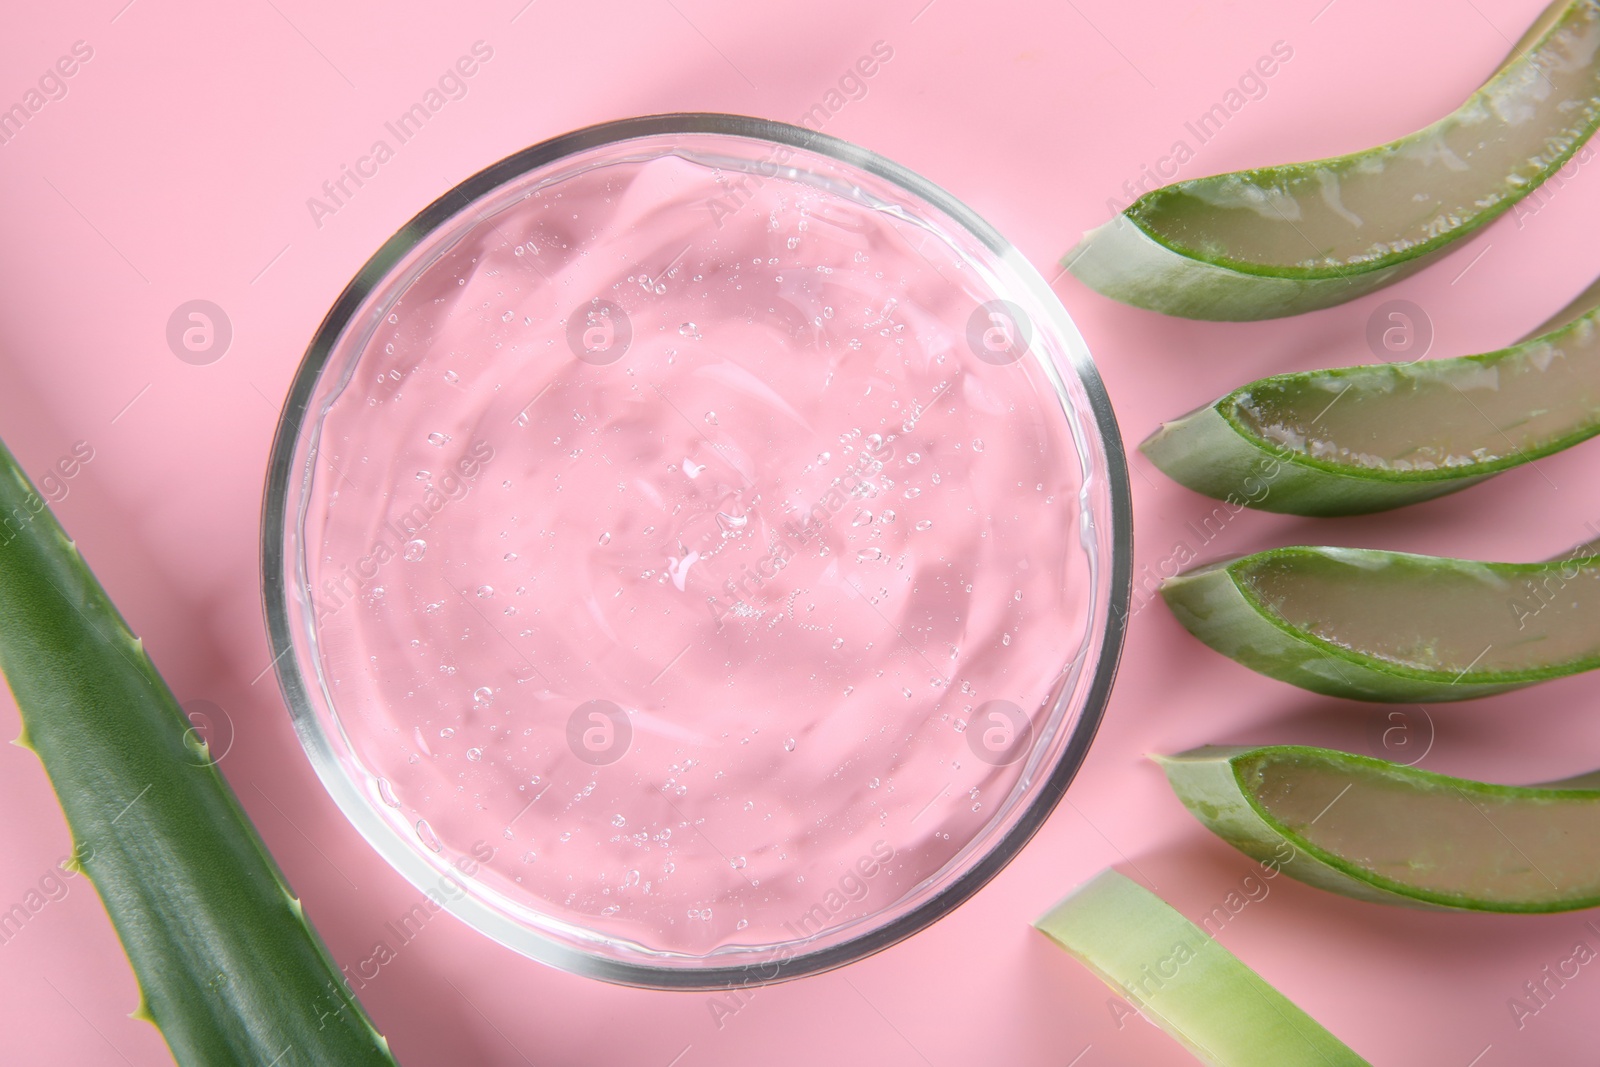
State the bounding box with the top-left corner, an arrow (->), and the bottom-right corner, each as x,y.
262,113 -> 1130,989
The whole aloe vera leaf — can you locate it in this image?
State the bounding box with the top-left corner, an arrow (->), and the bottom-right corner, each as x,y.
1036,869 -> 1369,1066
1161,545 -> 1600,702
1159,745 -> 1600,913
0,436 -> 398,1067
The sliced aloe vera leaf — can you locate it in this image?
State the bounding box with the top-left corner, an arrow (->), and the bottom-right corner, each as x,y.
1140,301 -> 1600,516
1161,545 -> 1600,702
1160,745 -> 1600,912
1066,0 -> 1600,320
0,437 -> 397,1067
1036,869 -> 1369,1066
1499,0 -> 1578,73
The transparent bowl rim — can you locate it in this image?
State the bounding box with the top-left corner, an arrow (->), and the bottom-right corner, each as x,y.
260,112 -> 1133,989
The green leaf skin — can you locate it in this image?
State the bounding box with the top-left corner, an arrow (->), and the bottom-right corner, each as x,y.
0,437 -> 398,1067
1067,0 -> 1600,320
1159,746 -> 1600,913
1141,306 -> 1600,516
1161,546 -> 1600,703
1035,869 -> 1370,1066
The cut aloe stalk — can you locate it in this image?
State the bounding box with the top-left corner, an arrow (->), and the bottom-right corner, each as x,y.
1067,0 -> 1600,320
1140,298 -> 1600,516
1036,869 -> 1369,1065
0,437 -> 398,1067
1161,545 -> 1600,702
1160,745 -> 1600,912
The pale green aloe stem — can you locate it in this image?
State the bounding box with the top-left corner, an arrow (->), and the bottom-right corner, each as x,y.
1036,869 -> 1370,1066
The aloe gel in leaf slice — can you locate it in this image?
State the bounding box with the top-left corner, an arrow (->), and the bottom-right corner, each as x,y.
1036,869 -> 1370,1066
1160,745 -> 1600,912
1067,0 -> 1600,320
0,437 -> 398,1067
1141,300 -> 1600,516
1161,545 -> 1600,702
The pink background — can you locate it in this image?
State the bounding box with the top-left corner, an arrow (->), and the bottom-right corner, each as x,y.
2,0 -> 1598,1063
